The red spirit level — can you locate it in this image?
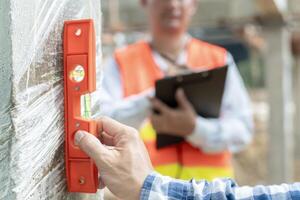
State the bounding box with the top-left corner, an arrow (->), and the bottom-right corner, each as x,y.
63,19 -> 99,193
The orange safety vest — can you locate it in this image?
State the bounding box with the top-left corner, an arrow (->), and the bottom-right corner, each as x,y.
114,39 -> 233,180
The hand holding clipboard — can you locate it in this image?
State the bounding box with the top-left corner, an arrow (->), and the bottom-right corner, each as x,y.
153,66 -> 228,149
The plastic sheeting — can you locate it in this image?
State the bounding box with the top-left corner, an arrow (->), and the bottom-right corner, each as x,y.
0,0 -> 102,199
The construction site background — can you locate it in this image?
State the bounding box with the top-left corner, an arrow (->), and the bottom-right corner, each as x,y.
100,0 -> 300,186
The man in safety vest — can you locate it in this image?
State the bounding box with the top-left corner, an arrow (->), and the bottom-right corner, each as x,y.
95,0 -> 253,181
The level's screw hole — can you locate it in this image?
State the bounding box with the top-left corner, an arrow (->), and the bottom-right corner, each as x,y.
75,28 -> 82,36
79,176 -> 85,185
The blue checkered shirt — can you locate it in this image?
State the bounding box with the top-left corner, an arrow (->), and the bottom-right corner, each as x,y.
140,172 -> 300,200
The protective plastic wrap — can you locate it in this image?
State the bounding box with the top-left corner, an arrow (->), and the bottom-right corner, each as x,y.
0,0 -> 102,199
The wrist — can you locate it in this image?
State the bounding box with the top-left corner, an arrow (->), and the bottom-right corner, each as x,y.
184,115 -> 196,136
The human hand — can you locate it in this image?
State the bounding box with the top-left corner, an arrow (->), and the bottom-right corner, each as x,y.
75,117 -> 153,200
150,88 -> 196,136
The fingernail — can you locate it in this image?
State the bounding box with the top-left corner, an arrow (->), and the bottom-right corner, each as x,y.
75,130 -> 85,146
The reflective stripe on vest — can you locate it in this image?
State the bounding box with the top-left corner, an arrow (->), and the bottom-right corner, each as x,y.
115,39 -> 233,180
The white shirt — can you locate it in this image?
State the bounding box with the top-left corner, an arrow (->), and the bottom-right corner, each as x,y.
92,48 -> 253,154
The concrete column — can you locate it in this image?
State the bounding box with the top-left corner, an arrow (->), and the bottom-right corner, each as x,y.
0,0 -> 103,199
294,56 -> 300,158
108,0 -> 121,30
264,27 -> 294,183
0,0 -> 13,199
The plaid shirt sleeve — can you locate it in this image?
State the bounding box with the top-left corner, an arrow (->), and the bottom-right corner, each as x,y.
140,172 -> 300,200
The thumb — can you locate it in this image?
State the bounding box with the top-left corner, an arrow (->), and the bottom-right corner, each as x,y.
175,88 -> 193,110
75,130 -> 111,166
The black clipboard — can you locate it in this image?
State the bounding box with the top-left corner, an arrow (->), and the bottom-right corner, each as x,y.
155,65 -> 228,149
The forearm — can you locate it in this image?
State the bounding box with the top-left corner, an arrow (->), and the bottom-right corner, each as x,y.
140,172 -> 300,200
186,115 -> 253,153
140,171 -> 237,200
92,57 -> 154,129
